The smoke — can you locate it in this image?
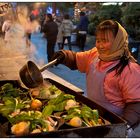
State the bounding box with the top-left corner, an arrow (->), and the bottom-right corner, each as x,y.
0,4 -> 43,80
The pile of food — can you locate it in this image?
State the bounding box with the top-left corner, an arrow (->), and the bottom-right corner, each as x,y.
0,82 -> 111,137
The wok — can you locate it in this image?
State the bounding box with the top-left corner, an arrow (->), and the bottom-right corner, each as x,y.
19,59 -> 58,88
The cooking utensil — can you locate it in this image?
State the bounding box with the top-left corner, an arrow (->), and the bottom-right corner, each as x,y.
19,59 -> 58,88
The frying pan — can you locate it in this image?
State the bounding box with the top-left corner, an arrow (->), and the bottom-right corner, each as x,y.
19,59 -> 58,88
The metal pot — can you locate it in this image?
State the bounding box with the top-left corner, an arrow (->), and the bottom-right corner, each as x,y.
19,59 -> 58,88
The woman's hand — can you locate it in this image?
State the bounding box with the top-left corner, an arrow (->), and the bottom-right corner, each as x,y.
51,51 -> 65,65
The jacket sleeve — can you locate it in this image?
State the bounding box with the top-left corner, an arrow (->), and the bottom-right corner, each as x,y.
121,101 -> 140,129
42,23 -> 48,34
61,50 -> 77,70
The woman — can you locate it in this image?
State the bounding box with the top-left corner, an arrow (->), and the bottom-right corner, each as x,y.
51,20 -> 140,137
61,14 -> 73,50
55,17 -> 63,50
42,13 -> 58,62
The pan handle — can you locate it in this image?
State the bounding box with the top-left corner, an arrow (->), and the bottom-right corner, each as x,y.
40,59 -> 58,72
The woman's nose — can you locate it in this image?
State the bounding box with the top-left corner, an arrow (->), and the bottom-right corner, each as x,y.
98,44 -> 104,49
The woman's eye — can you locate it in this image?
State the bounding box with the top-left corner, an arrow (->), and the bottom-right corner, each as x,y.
96,39 -> 108,43
102,39 -> 106,42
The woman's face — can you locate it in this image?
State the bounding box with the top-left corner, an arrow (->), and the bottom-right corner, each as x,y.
96,30 -> 115,55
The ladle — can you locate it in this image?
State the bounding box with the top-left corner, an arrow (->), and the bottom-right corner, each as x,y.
19,59 -> 58,88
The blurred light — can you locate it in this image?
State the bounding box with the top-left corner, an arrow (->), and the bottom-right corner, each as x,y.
103,2 -> 122,5
46,6 -> 52,14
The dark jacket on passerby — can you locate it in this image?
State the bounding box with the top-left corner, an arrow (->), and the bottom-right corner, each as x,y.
76,12 -> 89,51
43,20 -> 58,41
77,14 -> 89,32
42,13 -> 58,62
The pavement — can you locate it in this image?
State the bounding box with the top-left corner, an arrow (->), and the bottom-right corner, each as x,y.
30,32 -> 95,95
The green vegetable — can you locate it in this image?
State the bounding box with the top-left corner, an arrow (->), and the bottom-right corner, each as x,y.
34,111 -> 42,119
63,107 -> 82,120
48,93 -> 65,105
81,105 -> 94,119
49,85 -> 61,94
30,119 -> 48,131
64,94 -> 75,100
8,112 -> 33,124
1,83 -> 13,91
81,105 -> 99,126
38,88 -> 50,99
92,109 -> 99,123
0,83 -> 26,97
0,97 -> 16,116
53,101 -> 66,111
8,111 -> 43,124
0,82 -> 106,135
42,104 -> 55,117
67,107 -> 81,115
48,93 -> 75,105
8,111 -> 48,131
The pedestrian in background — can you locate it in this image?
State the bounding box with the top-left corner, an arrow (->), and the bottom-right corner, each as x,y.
76,11 -> 89,51
42,13 -> 58,62
2,16 -> 12,43
55,17 -> 63,50
25,15 -> 33,48
61,14 -> 73,50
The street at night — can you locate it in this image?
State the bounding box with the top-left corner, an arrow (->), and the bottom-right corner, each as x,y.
0,2 -> 140,138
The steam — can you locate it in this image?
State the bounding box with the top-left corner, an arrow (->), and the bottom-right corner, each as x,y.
0,4 -> 44,80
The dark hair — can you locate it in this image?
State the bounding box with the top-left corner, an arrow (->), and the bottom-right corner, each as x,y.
96,20 -> 129,76
96,20 -> 118,37
64,14 -> 70,19
46,13 -> 53,21
80,11 -> 85,16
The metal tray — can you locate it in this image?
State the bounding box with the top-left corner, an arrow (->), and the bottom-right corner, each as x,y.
0,78 -> 127,138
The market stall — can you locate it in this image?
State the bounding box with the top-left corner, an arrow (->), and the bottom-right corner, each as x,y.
0,3 -> 127,137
